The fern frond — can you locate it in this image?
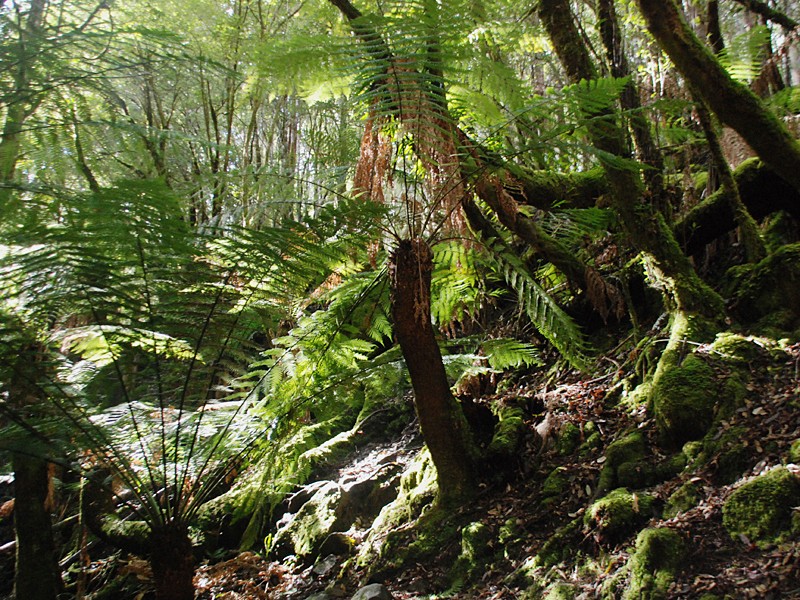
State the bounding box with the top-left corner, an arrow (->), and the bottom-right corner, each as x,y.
481,234 -> 590,369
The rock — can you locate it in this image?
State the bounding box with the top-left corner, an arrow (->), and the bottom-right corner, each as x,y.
305,593 -> 334,600
312,554 -> 338,577
722,466 -> 800,544
584,488 -> 656,544
597,431 -> 647,494
652,354 -> 717,448
623,528 -> 685,600
350,583 -> 393,600
270,481 -> 343,560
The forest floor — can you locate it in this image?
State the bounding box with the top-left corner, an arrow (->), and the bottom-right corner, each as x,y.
3,337 -> 798,599
185,339 -> 800,599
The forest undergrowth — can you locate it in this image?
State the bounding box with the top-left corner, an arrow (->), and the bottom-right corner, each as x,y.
17,321 -> 796,600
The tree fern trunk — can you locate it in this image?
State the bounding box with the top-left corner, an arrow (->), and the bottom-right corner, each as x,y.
390,239 -> 477,505
149,525 -> 195,600
13,453 -> 62,600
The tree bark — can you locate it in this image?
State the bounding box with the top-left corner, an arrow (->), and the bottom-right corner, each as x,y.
390,239 -> 477,505
636,0 -> 800,196
13,454 -> 62,600
675,159 -> 800,255
538,0 -> 723,317
149,525 -> 195,600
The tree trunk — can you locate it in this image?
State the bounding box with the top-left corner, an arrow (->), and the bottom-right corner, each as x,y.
389,239 -> 477,505
149,525 -> 195,600
538,0 -> 723,318
636,0 -> 800,196
13,454 -> 62,600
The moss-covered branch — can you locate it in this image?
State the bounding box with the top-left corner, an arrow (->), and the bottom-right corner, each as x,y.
675,159 -> 800,255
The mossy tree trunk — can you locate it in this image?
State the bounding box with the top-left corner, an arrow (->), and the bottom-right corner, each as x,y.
389,239 -> 477,505
538,0 -> 723,320
12,453 -> 62,600
636,0 -> 800,195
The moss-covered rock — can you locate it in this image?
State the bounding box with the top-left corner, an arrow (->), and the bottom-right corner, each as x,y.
664,481 -> 702,519
529,517 -> 583,570
542,467 -> 569,498
789,439 -> 800,464
269,481 -> 343,560
354,449 -> 439,574
597,431 -> 647,494
651,354 -> 718,448
709,332 -> 772,364
556,422 -> 582,456
543,582 -> 577,600
584,488 -> 656,544
722,467 -> 800,544
451,521 -> 493,585
727,243 -> 800,331
699,425 -> 750,484
623,528 -> 685,600
487,403 -> 526,458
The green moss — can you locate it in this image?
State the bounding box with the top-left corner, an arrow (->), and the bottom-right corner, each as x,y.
488,404 -> 526,457
709,333 -> 771,363
543,582 -> 577,600
722,467 -> 800,544
597,431 -> 647,494
580,431 -> 603,456
269,481 -> 343,560
451,521 -> 493,585
542,467 -> 569,497
683,440 -> 703,462
664,481 -> 701,519
789,439 -> 800,463
584,488 -> 655,544
652,354 -> 718,448
531,517 -> 583,569
498,518 -> 523,546
700,425 -> 750,484
556,422 -> 582,456
623,528 -> 685,600
728,243 -> 800,330
354,449 -> 439,573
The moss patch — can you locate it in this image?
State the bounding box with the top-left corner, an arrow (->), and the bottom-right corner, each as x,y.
584,488 -> 655,545
652,354 -> 718,448
487,403 -> 526,458
623,528 -> 685,600
722,467 -> 800,544
542,467 -> 569,498
597,431 -> 647,494
556,422 -> 582,456
727,243 -> 800,331
664,481 -> 701,519
451,521 -> 493,585
788,439 -> 800,463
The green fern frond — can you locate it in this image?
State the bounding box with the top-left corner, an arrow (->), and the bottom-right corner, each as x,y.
482,338 -> 542,370
481,235 -> 590,369
718,24 -> 771,83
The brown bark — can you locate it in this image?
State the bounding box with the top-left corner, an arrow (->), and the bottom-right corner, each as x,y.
149,525 -> 195,600
13,454 -> 62,600
390,239 -> 476,504
636,0 -> 800,196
